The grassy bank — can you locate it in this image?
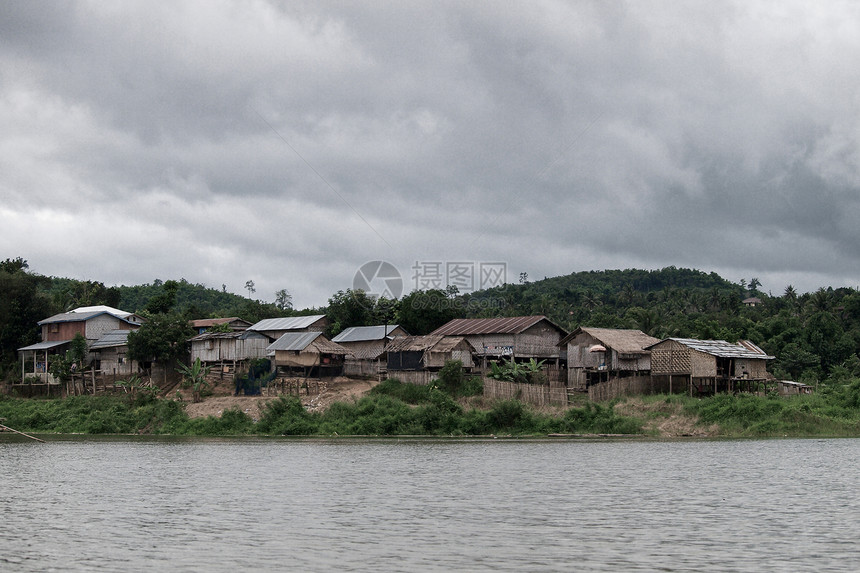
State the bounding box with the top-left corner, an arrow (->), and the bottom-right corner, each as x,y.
4,379 -> 860,438
0,379 -> 641,437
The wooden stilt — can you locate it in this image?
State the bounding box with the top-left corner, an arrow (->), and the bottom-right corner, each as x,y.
0,422 -> 45,443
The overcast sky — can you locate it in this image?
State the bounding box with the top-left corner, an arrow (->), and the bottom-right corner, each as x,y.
3,1 -> 860,308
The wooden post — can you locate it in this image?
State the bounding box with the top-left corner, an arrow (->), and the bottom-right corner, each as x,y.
669,374 -> 673,394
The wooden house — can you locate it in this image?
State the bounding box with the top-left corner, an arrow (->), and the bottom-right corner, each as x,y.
20,307 -> 141,383
266,331 -> 350,378
189,330 -> 271,365
560,327 -> 660,390
646,338 -> 774,395
38,308 -> 141,343
88,329 -> 140,379
429,316 -> 567,366
190,317 -> 252,335
385,335 -> 476,371
248,315 -> 328,341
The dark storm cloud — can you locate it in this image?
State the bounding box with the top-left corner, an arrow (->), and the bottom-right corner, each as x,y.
2,1 -> 860,305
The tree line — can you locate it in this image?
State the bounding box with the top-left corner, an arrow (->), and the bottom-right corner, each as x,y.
3,259 -> 860,387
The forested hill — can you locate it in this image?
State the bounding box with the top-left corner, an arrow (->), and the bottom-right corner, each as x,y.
462,267 -> 746,328
4,258 -> 860,387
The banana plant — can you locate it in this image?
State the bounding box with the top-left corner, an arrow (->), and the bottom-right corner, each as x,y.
177,357 -> 212,403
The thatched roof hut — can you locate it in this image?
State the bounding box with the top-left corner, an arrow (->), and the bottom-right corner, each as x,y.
561,327 -> 660,390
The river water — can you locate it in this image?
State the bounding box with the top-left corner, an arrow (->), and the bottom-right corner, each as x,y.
2,436 -> 859,571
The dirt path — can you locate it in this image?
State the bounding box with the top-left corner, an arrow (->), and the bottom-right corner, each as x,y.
181,377 -> 380,420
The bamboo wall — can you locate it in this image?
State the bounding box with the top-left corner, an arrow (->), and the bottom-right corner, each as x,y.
587,375 -> 668,402
482,378 -> 568,407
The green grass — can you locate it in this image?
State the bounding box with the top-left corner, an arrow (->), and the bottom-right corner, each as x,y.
6,380 -> 860,438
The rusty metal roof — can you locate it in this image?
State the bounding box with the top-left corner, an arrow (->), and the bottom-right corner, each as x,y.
430,316 -> 567,336
190,317 -> 250,329
384,335 -> 474,353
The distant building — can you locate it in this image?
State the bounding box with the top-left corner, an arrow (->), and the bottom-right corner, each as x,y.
742,297 -> 763,307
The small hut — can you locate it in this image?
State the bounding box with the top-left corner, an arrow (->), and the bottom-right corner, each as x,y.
89,329 -> 140,380
333,325 -> 410,377
385,335 -> 476,371
646,338 -> 774,395
189,330 -> 271,379
267,331 -> 350,378
560,327 -> 660,390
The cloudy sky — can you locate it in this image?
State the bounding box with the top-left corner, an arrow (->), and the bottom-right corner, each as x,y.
2,1 -> 860,308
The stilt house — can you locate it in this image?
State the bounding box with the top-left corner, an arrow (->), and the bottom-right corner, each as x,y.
560,327 -> 660,390
646,338 -> 774,395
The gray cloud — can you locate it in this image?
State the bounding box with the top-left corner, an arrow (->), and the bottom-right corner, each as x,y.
3,1 -> 860,307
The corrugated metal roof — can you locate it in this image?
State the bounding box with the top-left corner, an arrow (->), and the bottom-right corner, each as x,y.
190,330 -> 269,342
266,331 -> 323,352
249,315 -> 326,332
18,340 -> 72,352
266,331 -> 351,355
39,310 -> 104,325
430,316 -> 567,336
654,338 -> 775,359
89,329 -> 133,350
559,328 -> 660,353
38,310 -> 140,326
384,335 -> 473,353
71,305 -> 133,318
332,325 -> 404,343
190,331 -> 242,341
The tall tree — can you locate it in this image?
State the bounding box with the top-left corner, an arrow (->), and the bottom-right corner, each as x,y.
275,289 -> 293,311
0,259 -> 54,371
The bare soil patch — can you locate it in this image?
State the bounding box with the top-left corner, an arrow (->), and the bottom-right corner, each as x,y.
179,377 -> 380,420
614,397 -> 720,438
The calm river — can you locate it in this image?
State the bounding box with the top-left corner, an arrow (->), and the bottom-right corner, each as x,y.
2,437 -> 859,571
